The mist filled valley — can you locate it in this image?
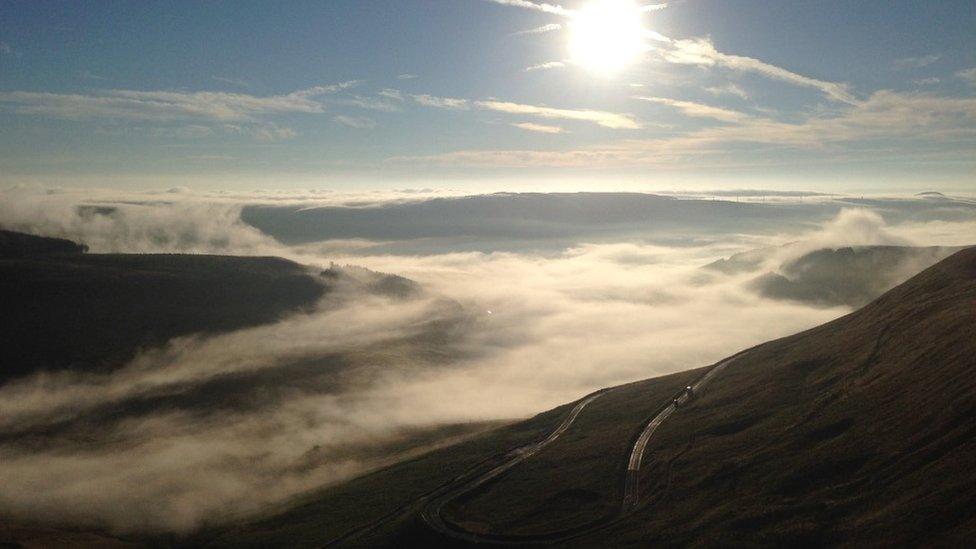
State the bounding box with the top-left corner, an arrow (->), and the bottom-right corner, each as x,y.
1,188 -> 974,543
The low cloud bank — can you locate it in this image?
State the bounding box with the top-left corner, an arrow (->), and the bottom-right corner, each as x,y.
0,188 -> 974,534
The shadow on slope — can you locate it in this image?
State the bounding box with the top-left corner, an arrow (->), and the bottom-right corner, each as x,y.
0,231 -> 326,382
706,244 -> 966,308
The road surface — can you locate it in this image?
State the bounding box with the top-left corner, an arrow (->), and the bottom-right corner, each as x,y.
333,356 -> 738,546
419,390 -> 609,543
622,356 -> 736,512
328,389 -> 608,546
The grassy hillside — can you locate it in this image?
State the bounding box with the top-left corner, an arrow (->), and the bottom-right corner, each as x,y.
0,232 -> 325,382
440,371 -> 701,536
574,246 -> 976,545
245,246 -> 976,547
200,402 -> 588,547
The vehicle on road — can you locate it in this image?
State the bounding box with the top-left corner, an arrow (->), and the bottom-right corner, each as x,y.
672,385 -> 695,407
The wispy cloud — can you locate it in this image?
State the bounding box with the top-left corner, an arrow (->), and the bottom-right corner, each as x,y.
512,23 -> 563,36
475,99 -> 641,129
149,125 -> 214,139
397,74 -> 419,80
484,0 -> 571,16
0,41 -> 13,56
409,93 -> 639,129
78,70 -> 106,81
0,82 -> 359,122
525,60 -> 567,72
224,123 -> 298,141
394,91 -> 976,167
640,3 -> 669,11
660,37 -> 857,104
334,115 -> 377,129
336,95 -> 402,112
704,83 -> 749,100
213,76 -> 250,88
411,94 -> 471,110
892,54 -> 940,70
635,96 -> 747,123
378,88 -> 404,101
512,121 -> 566,133
956,67 -> 976,87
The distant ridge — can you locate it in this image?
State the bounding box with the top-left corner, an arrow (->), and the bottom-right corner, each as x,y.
0,229 -> 88,257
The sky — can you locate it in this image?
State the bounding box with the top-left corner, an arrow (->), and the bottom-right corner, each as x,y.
1,0 -> 975,192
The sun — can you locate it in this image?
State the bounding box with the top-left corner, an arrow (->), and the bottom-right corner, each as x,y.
569,0 -> 646,75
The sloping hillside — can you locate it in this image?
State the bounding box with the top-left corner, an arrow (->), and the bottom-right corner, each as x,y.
243,246 -> 976,547
580,246 -> 976,545
0,232 -> 326,382
706,244 -> 964,307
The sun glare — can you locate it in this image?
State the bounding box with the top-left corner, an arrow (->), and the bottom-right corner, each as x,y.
569,0 -> 646,75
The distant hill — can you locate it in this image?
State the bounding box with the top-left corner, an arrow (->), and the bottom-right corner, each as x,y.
0,231 -> 326,382
706,245 -> 966,307
240,193 -> 812,247
217,247 -> 976,546
239,193 -> 976,254
0,229 -> 88,257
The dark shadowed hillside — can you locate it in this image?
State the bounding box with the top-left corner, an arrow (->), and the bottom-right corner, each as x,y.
0,232 -> 326,382
706,244 -> 966,307
0,229 -> 88,256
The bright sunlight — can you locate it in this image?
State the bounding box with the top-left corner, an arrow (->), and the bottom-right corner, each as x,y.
569,0 -> 646,74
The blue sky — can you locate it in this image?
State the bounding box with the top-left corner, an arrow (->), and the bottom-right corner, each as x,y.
1,0 -> 974,192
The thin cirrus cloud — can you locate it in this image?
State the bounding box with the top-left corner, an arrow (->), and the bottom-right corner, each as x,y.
512,122 -> 565,133
411,94 -> 471,110
212,76 -> 251,88
704,83 -> 749,100
635,96 -> 747,123
410,93 -> 639,129
487,0 -> 666,16
525,60 -> 567,72
957,67 -> 976,86
512,23 -> 563,36
476,100 -> 641,129
392,91 -> 976,167
334,115 -> 377,129
892,54 -> 940,70
0,82 -> 360,122
484,0 -> 572,16
658,37 -> 858,104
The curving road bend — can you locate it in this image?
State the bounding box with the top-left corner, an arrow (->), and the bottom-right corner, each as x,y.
622,356 -> 736,512
334,356 -> 738,546
419,390 -> 609,543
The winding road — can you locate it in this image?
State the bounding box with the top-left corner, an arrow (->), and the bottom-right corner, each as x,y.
417,356 -> 738,545
419,390 -> 609,543
622,356 -> 735,512
330,356 -> 737,546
